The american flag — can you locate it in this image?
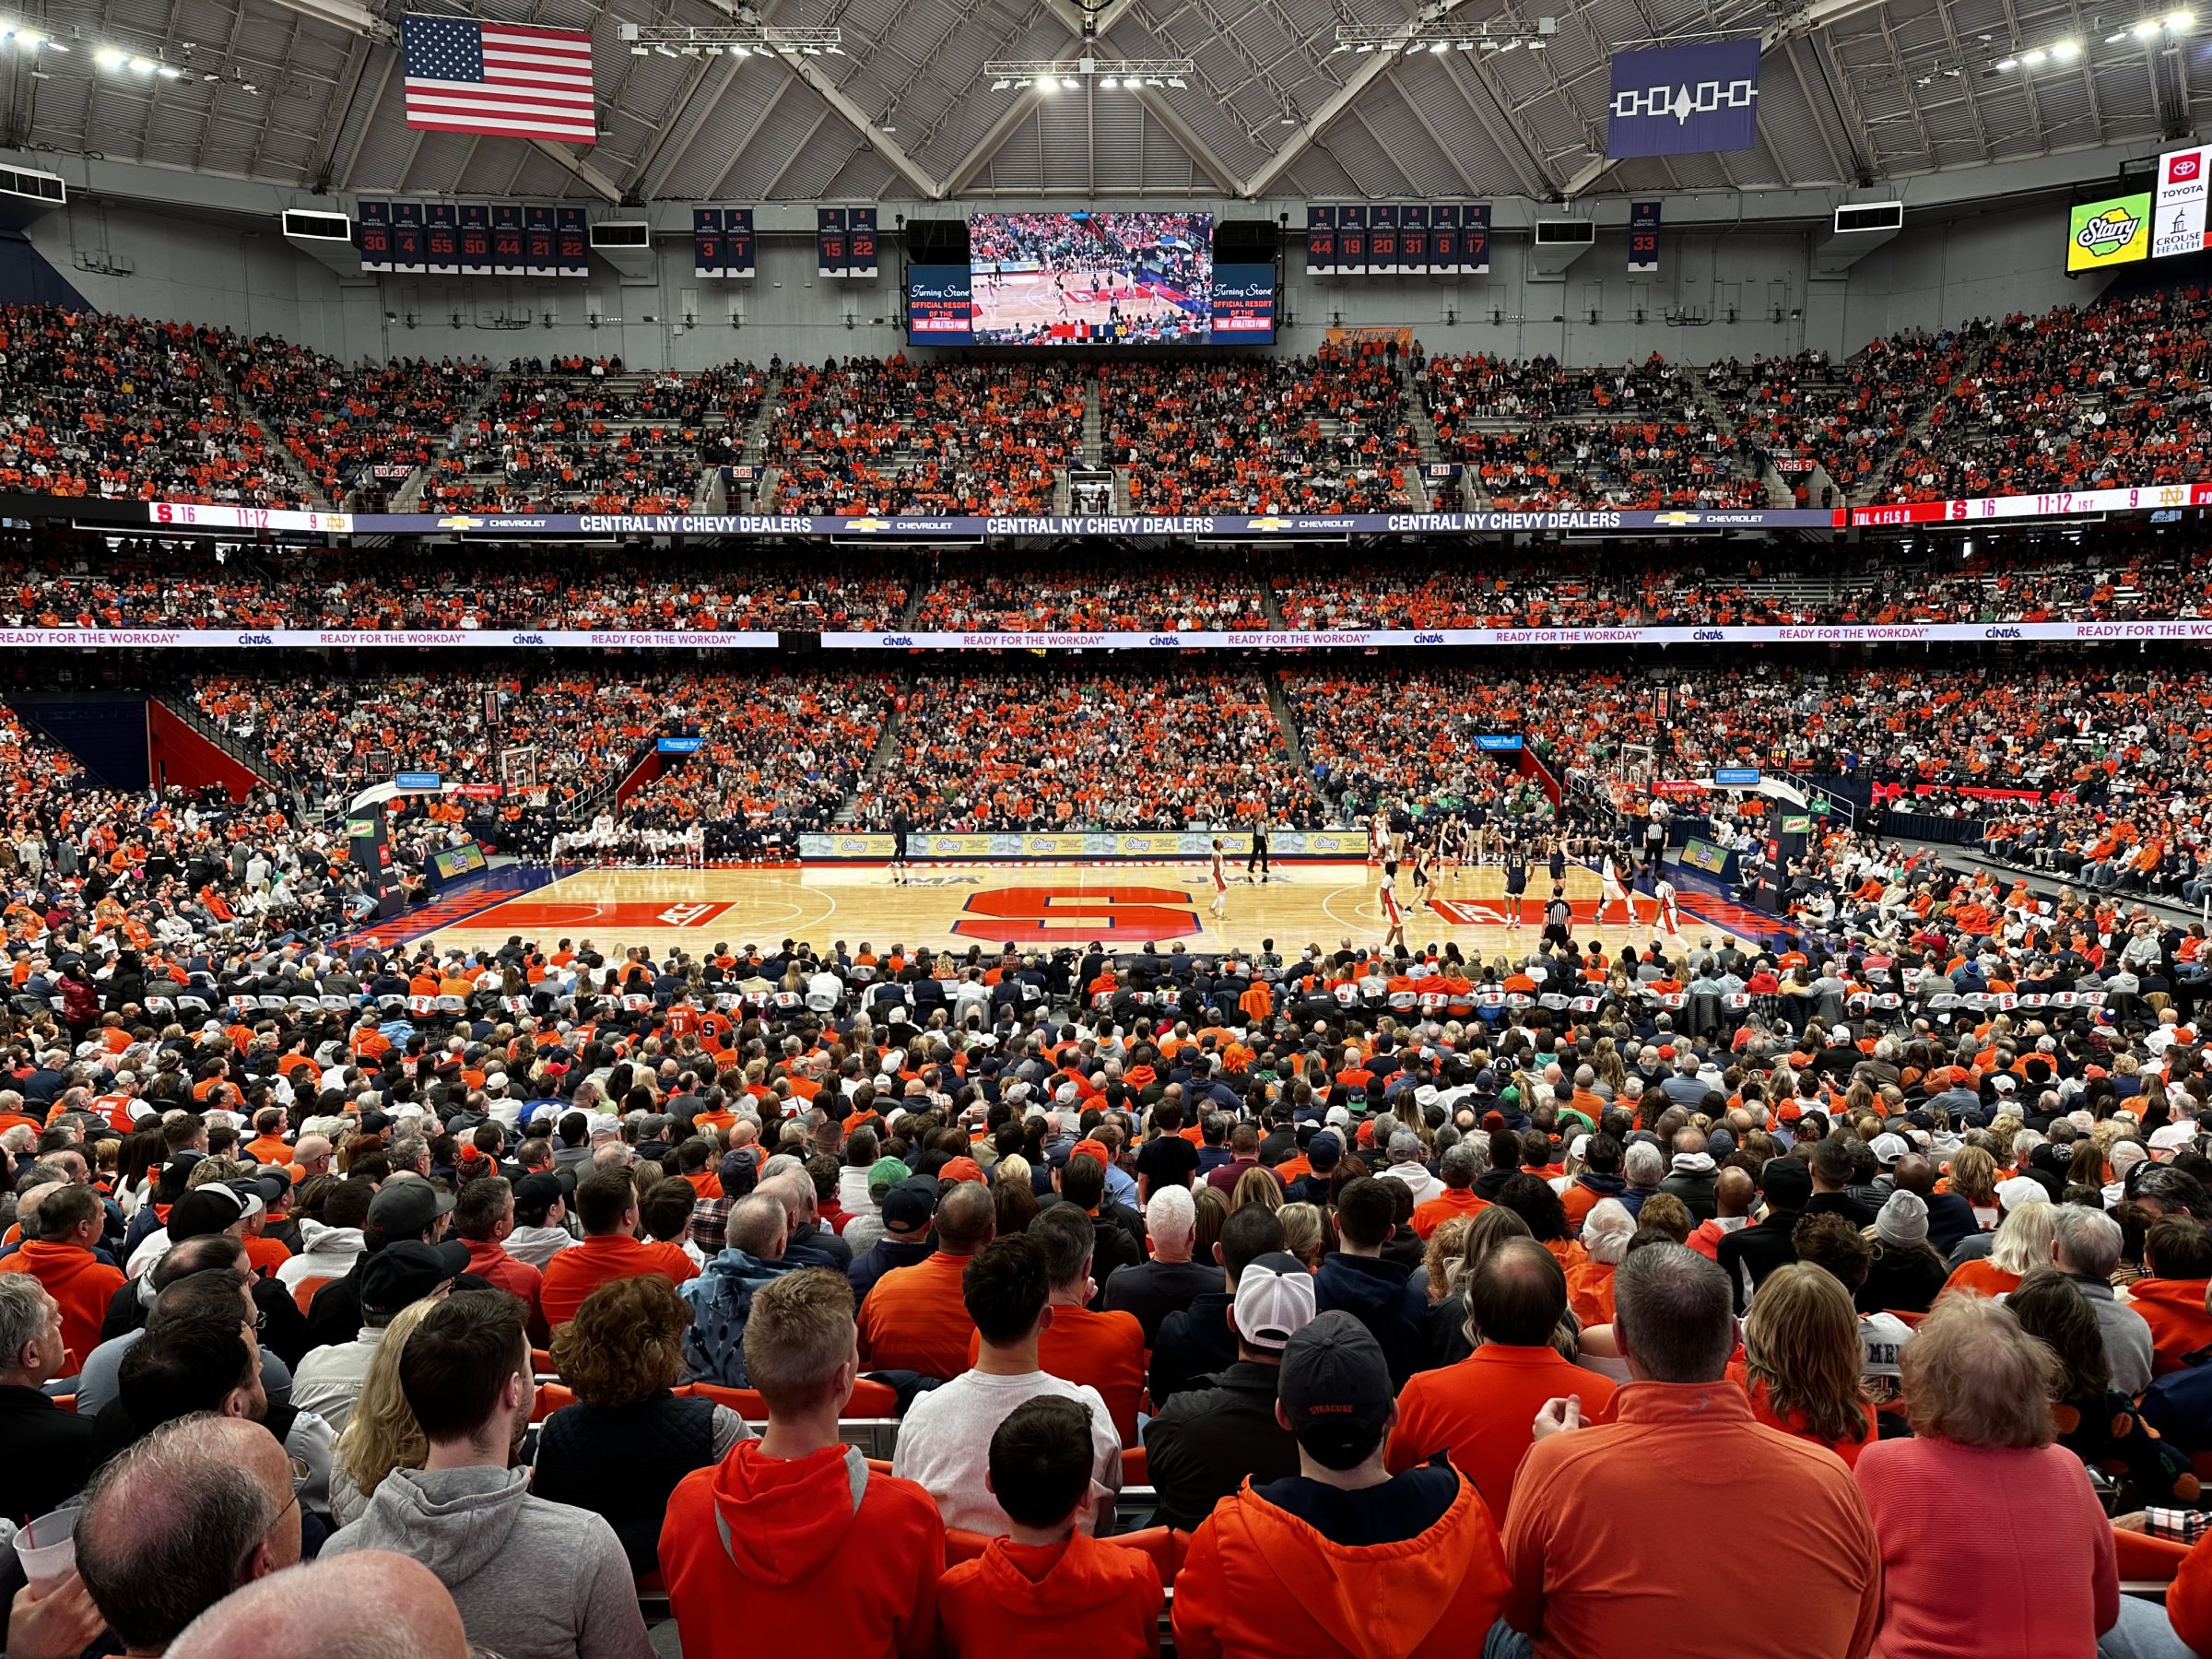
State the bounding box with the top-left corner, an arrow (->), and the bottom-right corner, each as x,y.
402,15 -> 597,145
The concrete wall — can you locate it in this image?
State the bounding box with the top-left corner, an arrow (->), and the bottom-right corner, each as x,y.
27,193 -> 2107,371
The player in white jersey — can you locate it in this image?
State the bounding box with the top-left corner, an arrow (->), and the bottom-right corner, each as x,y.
1208,838 -> 1229,918
1600,849 -> 1639,925
1654,874 -> 1681,936
1378,860 -> 1406,952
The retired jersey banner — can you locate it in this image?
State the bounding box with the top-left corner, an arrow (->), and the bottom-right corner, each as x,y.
1400,205 -> 1429,274
1607,38 -> 1760,159
1306,205 -> 1335,273
1369,204 -> 1398,272
459,204 -> 491,274
1630,200 -> 1661,273
492,203 -> 524,274
692,207 -> 724,277
357,201 -> 392,271
1430,204 -> 1458,271
425,202 -> 459,274
1338,206 -> 1367,275
1465,204 -> 1491,275
725,207 -> 755,277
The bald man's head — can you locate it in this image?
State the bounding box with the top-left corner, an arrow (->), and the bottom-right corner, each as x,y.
1714,1165 -> 1756,1218
77,1414 -> 301,1653
168,1553 -> 468,1659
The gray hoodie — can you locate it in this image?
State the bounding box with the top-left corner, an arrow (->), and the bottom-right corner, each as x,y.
322,1465 -> 653,1659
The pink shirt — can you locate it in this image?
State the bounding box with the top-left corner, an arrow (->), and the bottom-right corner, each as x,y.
1853,1436 -> 2118,1659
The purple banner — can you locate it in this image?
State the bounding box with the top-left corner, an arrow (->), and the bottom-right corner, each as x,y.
1607,39 -> 1760,159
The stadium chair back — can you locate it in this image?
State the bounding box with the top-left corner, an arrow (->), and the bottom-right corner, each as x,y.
947,1528 -> 994,1565
531,1381 -> 577,1423
681,1381 -> 768,1416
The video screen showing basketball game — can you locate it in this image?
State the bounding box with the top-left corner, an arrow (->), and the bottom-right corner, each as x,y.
969,210 -> 1214,345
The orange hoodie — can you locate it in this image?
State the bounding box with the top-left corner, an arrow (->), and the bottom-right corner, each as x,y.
939,1534 -> 1163,1659
660,1441 -> 944,1659
2127,1277 -> 2212,1375
1172,1470 -> 1509,1659
0,1241 -> 125,1370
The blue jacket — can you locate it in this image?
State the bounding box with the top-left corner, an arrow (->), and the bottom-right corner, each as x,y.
1313,1252 -> 1425,1389
678,1249 -> 799,1386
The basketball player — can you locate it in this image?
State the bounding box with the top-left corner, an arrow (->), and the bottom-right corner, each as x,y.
1653,870 -> 1681,937
1600,847 -> 1639,926
888,810 -> 912,887
1502,841 -> 1528,932
1208,838 -> 1229,919
1378,860 -> 1406,952
1247,814 -> 1271,884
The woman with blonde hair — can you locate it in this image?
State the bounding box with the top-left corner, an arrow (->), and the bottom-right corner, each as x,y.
1944,1144 -> 2000,1230
1853,1293 -> 2120,1654
329,1297 -> 441,1526
1230,1165 -> 1283,1213
1735,1263 -> 1877,1465
1280,1201 -> 1334,1273
1943,1195 -> 2058,1298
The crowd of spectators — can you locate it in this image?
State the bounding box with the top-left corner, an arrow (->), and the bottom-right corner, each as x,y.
912,559 -> 1271,632
209,335 -> 490,511
1,813 -> 2210,1659
1706,324 -> 1990,497
1100,349 -> 1419,515
765,357 -> 1082,515
1882,290 -> 2212,504
0,307 -> 286,506
853,671 -> 1320,832
421,364 -> 768,514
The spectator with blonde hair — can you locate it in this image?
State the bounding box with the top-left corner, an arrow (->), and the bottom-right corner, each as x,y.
1736,1263 -> 1877,1465
1853,1292 -> 2119,1655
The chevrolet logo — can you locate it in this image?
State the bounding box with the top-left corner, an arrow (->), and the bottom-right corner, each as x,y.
1244,516 -> 1293,531
436,514 -> 483,531
1652,511 -> 1701,526
841,518 -> 890,532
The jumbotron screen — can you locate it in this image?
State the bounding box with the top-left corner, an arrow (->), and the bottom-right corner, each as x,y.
906,210 -> 1275,346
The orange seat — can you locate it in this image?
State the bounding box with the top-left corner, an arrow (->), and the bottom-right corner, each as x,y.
1121,1445 -> 1148,1486
947,1527 -> 994,1566
2115,1526 -> 2194,1584
682,1382 -> 769,1416
531,1381 -> 577,1423
291,1277 -> 334,1314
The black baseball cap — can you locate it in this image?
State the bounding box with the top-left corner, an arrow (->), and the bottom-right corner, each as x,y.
366,1178 -> 456,1242
881,1179 -> 936,1232
512,1172 -> 567,1222
359,1239 -> 470,1313
1277,1310 -> 1394,1465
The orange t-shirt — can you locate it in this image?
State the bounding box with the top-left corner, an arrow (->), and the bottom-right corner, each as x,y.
858,1250 -> 976,1381
537,1232 -> 697,1328
1388,1343 -> 1620,1522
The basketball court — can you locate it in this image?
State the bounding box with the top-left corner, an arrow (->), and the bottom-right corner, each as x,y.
414,859 -> 1772,961
971,272 -> 1203,342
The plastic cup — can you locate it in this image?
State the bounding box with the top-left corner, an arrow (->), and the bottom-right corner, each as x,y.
14,1503 -> 78,1591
